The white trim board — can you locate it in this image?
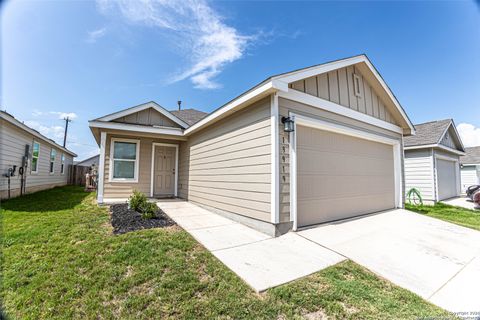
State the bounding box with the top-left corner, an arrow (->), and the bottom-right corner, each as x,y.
150,143 -> 179,198
108,137 -> 141,183
288,112 -> 402,231
278,89 -> 404,135
95,101 -> 189,128
270,93 -> 280,223
404,144 -> 465,156
89,120 -> 184,137
97,131 -> 107,203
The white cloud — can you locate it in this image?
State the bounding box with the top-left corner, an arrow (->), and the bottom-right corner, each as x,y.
50,112 -> 78,120
457,123 -> 480,147
24,120 -> 65,142
86,27 -> 107,43
98,0 -> 255,89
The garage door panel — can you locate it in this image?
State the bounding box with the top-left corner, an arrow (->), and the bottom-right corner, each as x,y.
298,175 -> 395,200
298,192 -> 395,227
297,125 -> 396,227
437,159 -> 458,201
298,149 -> 394,176
298,129 -> 394,160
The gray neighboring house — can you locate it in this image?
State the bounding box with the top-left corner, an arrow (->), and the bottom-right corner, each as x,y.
0,110 -> 77,199
75,154 -> 99,168
460,146 -> 480,191
89,54 -> 415,236
404,119 -> 465,203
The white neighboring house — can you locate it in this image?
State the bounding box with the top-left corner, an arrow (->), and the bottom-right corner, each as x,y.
75,154 -> 99,168
404,119 -> 465,203
0,110 -> 77,199
460,146 -> 480,192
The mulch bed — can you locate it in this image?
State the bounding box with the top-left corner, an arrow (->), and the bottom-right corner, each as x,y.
110,203 -> 176,235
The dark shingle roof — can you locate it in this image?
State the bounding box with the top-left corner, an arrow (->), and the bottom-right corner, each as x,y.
403,119 -> 452,147
170,109 -> 208,126
461,146 -> 480,164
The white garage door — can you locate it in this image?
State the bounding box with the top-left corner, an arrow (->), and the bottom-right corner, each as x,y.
437,159 -> 458,200
297,125 -> 396,227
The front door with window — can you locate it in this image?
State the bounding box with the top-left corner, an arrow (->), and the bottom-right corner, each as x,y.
154,146 -> 176,197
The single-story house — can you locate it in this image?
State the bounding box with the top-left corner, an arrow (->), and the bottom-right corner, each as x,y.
75,154 -> 99,168
0,110 -> 77,199
404,119 -> 465,203
89,54 -> 415,236
460,146 -> 480,192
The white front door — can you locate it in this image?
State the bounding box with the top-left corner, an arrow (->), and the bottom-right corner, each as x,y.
154,146 -> 176,196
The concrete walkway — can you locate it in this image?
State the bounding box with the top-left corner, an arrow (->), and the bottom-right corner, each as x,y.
156,199 -> 345,292
299,209 -> 480,314
442,197 -> 478,210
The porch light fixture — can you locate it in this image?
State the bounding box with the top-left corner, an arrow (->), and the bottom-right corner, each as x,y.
282,116 -> 295,132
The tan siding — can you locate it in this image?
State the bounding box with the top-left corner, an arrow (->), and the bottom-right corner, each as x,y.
113,107 -> 180,128
103,133 -> 179,199
179,98 -> 271,222
278,97 -> 403,222
290,63 -> 399,126
0,119 -> 73,199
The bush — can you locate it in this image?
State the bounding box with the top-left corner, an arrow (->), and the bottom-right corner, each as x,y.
128,190 -> 157,219
140,202 -> 157,219
128,190 -> 148,212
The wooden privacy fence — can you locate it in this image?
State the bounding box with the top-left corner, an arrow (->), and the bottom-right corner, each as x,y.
69,165 -> 91,187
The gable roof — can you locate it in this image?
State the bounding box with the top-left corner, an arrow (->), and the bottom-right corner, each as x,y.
404,119 -> 452,147
0,110 -> 77,157
94,101 -> 189,128
404,119 -> 465,154
185,54 -> 415,136
461,146 -> 480,164
170,109 -> 208,126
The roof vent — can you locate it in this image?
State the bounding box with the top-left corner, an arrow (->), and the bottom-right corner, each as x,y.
177,100 -> 182,111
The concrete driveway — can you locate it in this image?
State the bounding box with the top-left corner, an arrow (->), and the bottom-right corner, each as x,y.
442,196 -> 478,210
299,209 -> 480,314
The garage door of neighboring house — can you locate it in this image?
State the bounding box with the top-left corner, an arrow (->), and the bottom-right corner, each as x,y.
461,166 -> 479,192
296,125 -> 396,228
436,158 -> 458,200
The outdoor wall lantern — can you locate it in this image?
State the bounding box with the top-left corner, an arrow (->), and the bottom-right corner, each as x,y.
282,116 -> 295,132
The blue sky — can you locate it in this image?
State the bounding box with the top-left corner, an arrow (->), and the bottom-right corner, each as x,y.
2,0 -> 480,160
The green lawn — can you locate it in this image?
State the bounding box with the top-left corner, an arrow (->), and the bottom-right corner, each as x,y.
406,202 -> 480,231
1,186 -> 451,319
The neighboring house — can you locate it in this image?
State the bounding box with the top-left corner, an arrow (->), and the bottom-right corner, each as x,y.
460,146 -> 480,192
0,110 -> 77,199
89,54 -> 415,236
75,154 -> 99,168
403,119 -> 465,203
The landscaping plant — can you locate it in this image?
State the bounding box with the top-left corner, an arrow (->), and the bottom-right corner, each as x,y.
128,190 -> 156,219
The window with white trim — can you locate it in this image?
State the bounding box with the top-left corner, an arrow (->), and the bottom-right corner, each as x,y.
110,139 -> 139,181
50,148 -> 56,174
31,141 -> 40,173
61,154 -> 65,174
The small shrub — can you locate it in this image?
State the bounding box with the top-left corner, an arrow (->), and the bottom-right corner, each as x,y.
128,190 -> 148,212
140,202 -> 157,219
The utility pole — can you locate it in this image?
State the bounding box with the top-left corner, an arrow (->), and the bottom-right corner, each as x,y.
63,117 -> 72,147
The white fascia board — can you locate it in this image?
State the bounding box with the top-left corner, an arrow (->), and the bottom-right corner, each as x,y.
274,55 -> 366,84
404,144 -> 465,156
274,55 -> 415,134
96,101 -> 189,129
0,112 -> 77,157
89,120 -> 184,137
184,80 -> 286,136
279,89 -> 403,135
